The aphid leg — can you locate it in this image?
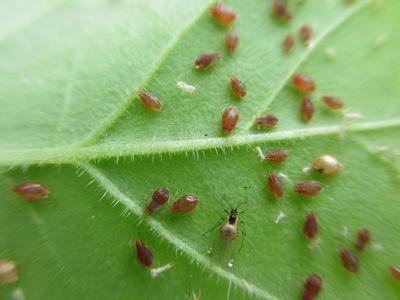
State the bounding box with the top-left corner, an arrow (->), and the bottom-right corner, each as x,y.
202,217 -> 224,236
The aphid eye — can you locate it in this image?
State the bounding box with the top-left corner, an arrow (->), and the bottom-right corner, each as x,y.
293,180 -> 322,197
266,149 -> 288,163
355,228 -> 371,252
388,265 -> 400,282
225,29 -> 239,53
0,260 -> 18,284
311,155 -> 343,175
299,24 -> 313,43
272,0 -> 292,21
135,240 -> 153,267
145,187 -> 170,215
222,105 -> 239,134
194,52 -> 221,69
322,96 -> 344,109
304,212 -> 318,239
170,194 -> 199,213
254,114 -> 279,128
13,182 -> 49,200
300,96 -> 314,121
268,173 -> 285,199
210,4 -> 236,25
231,76 -> 247,98
138,90 -> 162,112
283,33 -> 295,53
292,73 -> 316,93
302,274 -> 322,300
340,247 -> 359,273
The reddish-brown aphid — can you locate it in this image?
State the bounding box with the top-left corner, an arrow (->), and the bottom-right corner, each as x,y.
340,247 -> 359,273
210,4 -> 236,25
222,105 -> 239,134
301,96 -> 314,121
135,240 -> 153,267
255,114 -> 279,128
194,52 -> 221,69
355,228 -> 371,252
283,33 -> 295,53
389,266 -> 400,282
299,24 -> 313,43
322,96 -> 344,109
0,260 -> 18,284
268,173 -> 284,199
302,274 -> 322,300
226,29 -> 239,53
170,194 -> 199,213
145,187 -> 170,215
304,212 -> 318,239
231,76 -> 246,98
272,0 -> 292,21
265,149 -> 288,163
138,90 -> 162,112
13,182 -> 49,200
292,73 -> 315,93
294,180 -> 322,197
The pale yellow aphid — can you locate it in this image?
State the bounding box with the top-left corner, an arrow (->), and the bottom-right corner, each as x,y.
311,155 -> 343,175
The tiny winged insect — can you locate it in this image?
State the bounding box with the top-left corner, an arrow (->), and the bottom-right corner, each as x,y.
135,240 -> 153,268
194,52 -> 221,69
340,247 -> 359,273
292,73 -> 316,93
138,90 -> 162,112
299,24 -> 313,44
272,0 -> 292,21
304,212 -> 318,240
322,96 -> 344,109
302,274 -> 322,300
283,33 -> 295,53
145,187 -> 170,215
170,194 -> 199,213
255,114 -> 279,128
226,29 -> 239,53
355,228 -> 371,252
231,76 -> 247,98
210,3 -> 236,25
13,182 -> 49,200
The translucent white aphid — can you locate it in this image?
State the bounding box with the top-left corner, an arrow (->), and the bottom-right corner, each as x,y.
274,211 -> 287,224
341,226 -> 349,237
150,262 -> 174,278
325,47 -> 337,59
176,81 -> 196,94
311,154 -> 343,175
255,146 -> 265,161
343,110 -> 364,119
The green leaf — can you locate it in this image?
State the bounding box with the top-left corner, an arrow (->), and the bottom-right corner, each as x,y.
1,0 -> 400,299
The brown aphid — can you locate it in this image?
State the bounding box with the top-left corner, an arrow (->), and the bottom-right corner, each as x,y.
225,29 -> 239,53
222,105 -> 239,134
138,90 -> 162,112
170,194 -> 199,213
268,173 -> 284,199
145,187 -> 170,215
194,52 -> 221,69
135,240 -> 153,267
301,96 -> 314,121
299,24 -> 313,43
231,76 -> 246,98
322,96 -> 344,109
355,228 -> 371,252
388,266 -> 400,282
340,247 -> 359,273
13,182 -> 49,200
220,208 -> 240,242
304,212 -> 318,239
0,260 -> 18,285
272,0 -> 292,21
255,114 -> 279,128
302,274 -> 322,300
283,33 -> 295,53
210,4 -> 236,25
294,180 -> 322,197
311,155 -> 343,175
292,73 -> 316,93
266,149 -> 288,163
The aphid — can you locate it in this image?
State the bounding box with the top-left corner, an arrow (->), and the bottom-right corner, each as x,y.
222,105 -> 239,134
135,240 -> 153,267
311,155 -> 343,175
299,24 -> 313,43
340,247 -> 359,273
13,182 -> 49,200
0,260 -> 18,285
304,212 -> 318,239
138,90 -> 162,112
272,0 -> 292,21
220,208 -> 241,242
292,73 -> 316,93
265,149 -> 288,163
302,274 -> 322,300
145,187 -> 170,215
294,180 -> 322,197
255,114 -> 279,128
268,173 -> 284,199
301,96 -> 314,121
170,194 -> 199,213
231,76 -> 246,98
283,33 -> 295,53
194,52 -> 221,69
176,81 -> 196,94
322,96 -> 344,109
225,29 -> 239,53
210,3 -> 236,25
355,228 -> 371,252
388,265 -> 400,282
